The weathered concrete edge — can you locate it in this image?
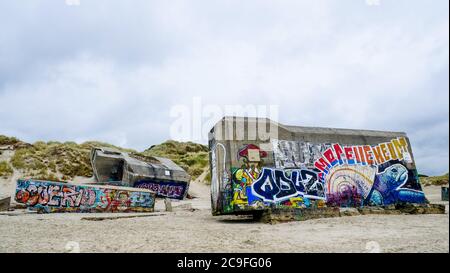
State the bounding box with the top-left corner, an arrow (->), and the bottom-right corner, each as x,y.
257,204 -> 447,224
0,197 -> 11,212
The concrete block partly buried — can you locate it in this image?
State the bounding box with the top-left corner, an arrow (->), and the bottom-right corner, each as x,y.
339,208 -> 361,217
173,203 -> 194,212
372,204 -> 403,215
0,197 -> 11,211
394,203 -> 446,215
164,198 -> 173,212
358,207 -> 387,215
15,179 -> 156,213
424,204 -> 446,214
442,187 -> 449,201
256,203 -> 446,224
258,207 -> 340,224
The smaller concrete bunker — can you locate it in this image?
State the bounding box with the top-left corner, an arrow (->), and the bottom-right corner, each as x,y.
91,147 -> 190,200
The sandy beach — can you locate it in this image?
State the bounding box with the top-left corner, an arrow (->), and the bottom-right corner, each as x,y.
0,179 -> 448,253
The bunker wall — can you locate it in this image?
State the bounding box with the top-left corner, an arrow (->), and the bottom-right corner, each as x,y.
209,117 -> 426,215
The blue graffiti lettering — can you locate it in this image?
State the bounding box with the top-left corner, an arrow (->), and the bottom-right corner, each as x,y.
252,168 -> 325,203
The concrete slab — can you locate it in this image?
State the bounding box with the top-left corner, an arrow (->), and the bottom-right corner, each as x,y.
14,179 -> 156,213
0,197 -> 11,211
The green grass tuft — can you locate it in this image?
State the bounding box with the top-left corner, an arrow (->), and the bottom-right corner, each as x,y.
140,140 -> 209,180
0,161 -> 13,178
0,135 -> 20,146
420,173 -> 449,186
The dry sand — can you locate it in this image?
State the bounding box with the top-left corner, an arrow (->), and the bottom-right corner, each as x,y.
0,176 -> 448,253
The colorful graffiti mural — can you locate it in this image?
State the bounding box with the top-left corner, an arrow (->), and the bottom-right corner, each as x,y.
230,144 -> 265,210
225,139 -> 426,211
227,144 -> 324,211
134,180 -> 188,200
325,165 -> 375,207
15,179 -> 156,213
311,138 -> 424,206
312,138 -> 412,177
252,168 -> 325,202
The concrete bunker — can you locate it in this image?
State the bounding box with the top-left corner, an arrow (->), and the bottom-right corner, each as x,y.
208,117 -> 428,216
91,147 -> 191,200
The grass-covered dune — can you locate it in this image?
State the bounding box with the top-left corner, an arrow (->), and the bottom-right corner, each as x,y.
420,173 -> 449,187
0,135 -> 210,182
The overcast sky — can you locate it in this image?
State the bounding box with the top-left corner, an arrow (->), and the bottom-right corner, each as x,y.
0,0 -> 448,175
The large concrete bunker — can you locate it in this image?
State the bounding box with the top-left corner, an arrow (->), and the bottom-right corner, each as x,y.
91,147 -> 190,200
209,117 -> 427,216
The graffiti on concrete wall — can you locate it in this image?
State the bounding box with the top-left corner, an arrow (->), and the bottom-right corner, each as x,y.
226,138 -> 426,211
272,139 -> 331,169
368,163 -> 425,205
134,180 -> 188,200
15,179 -> 155,213
228,144 -> 325,211
230,144 -> 265,209
210,142 -> 233,213
309,137 -> 424,206
210,141 -> 219,210
252,168 -> 325,202
312,138 -> 412,178
325,165 -> 376,207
